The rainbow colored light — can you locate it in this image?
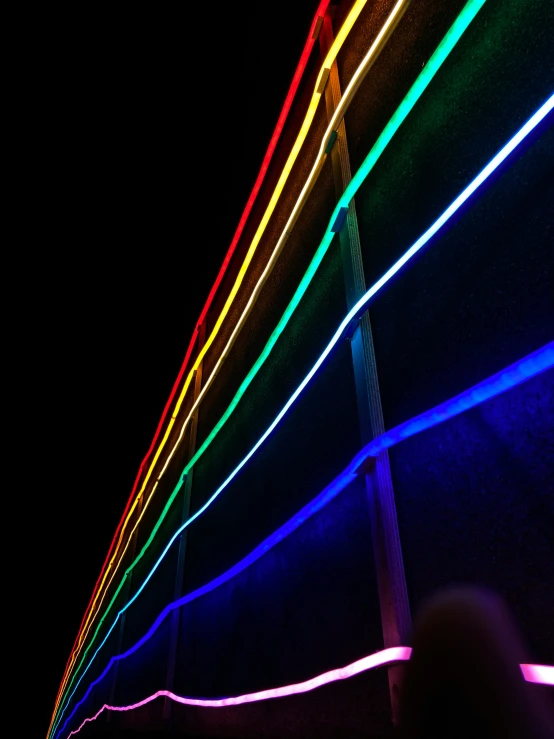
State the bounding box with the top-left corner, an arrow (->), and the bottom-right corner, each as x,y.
52,85 -> 551,736
57,4 -> 370,706
49,0 -> 553,734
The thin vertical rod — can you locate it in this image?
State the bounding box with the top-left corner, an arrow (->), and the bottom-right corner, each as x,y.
319,9 -> 411,726
163,320 -> 206,722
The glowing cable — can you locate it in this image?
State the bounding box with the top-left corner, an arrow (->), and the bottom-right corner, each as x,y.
50,7 -> 495,732
66,650 -> 554,737
85,0 -> 411,666
139,0 -> 411,530
58,0 -> 369,692
520,664 -> 554,685
53,342 -> 554,739
55,67 -> 549,739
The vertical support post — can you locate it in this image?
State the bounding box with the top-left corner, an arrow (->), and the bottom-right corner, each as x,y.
163,320 -> 206,723
319,10 -> 411,726
107,493 -> 144,724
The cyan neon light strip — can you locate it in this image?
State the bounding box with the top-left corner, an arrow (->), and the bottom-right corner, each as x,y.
53,88 -> 553,739
56,342 -> 554,738
51,8 -> 490,731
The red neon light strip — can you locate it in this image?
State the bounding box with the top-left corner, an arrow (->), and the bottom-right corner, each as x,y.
55,0 -> 332,709
66,650 -> 554,738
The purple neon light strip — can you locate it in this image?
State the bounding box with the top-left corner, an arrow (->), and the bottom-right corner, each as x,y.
348,342 -> 554,470
57,343 -> 554,739
67,650 -> 553,737
67,647 -> 411,736
520,663 -> 554,685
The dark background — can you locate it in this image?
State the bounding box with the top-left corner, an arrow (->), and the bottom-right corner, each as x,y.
26,3 -> 322,736
14,1 -> 553,737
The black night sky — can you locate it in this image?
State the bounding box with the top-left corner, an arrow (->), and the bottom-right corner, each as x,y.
31,3 -> 321,736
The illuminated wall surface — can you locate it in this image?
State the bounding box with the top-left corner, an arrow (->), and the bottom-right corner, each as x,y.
50,0 -> 553,737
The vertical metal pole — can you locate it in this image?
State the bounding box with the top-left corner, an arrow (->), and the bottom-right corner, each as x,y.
107,493 -> 144,725
163,321 -> 206,723
318,11 -> 411,726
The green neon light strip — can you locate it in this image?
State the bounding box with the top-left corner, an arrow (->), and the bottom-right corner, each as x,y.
52,1 -> 486,730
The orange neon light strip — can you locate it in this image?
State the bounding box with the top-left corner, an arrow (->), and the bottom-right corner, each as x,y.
49,1 -> 333,728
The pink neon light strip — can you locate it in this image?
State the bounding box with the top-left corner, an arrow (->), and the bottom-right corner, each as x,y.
520,663 -> 554,685
67,647 -> 410,737
66,649 -> 553,737
60,0 -> 332,695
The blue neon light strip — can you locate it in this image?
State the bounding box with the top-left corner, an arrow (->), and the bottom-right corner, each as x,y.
54,94 -> 554,739
57,341 -> 554,738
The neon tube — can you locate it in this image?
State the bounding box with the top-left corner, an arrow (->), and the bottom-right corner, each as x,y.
49,1 -> 334,727
53,86 -> 550,738
50,8 -> 501,729
52,342 -> 554,739
82,0 -> 411,673
66,647 -> 411,737
74,0 -> 483,673
65,651 -> 554,738
520,664 -> 554,685
57,0 -> 369,705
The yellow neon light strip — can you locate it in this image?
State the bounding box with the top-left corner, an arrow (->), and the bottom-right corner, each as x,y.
54,0 -> 369,708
